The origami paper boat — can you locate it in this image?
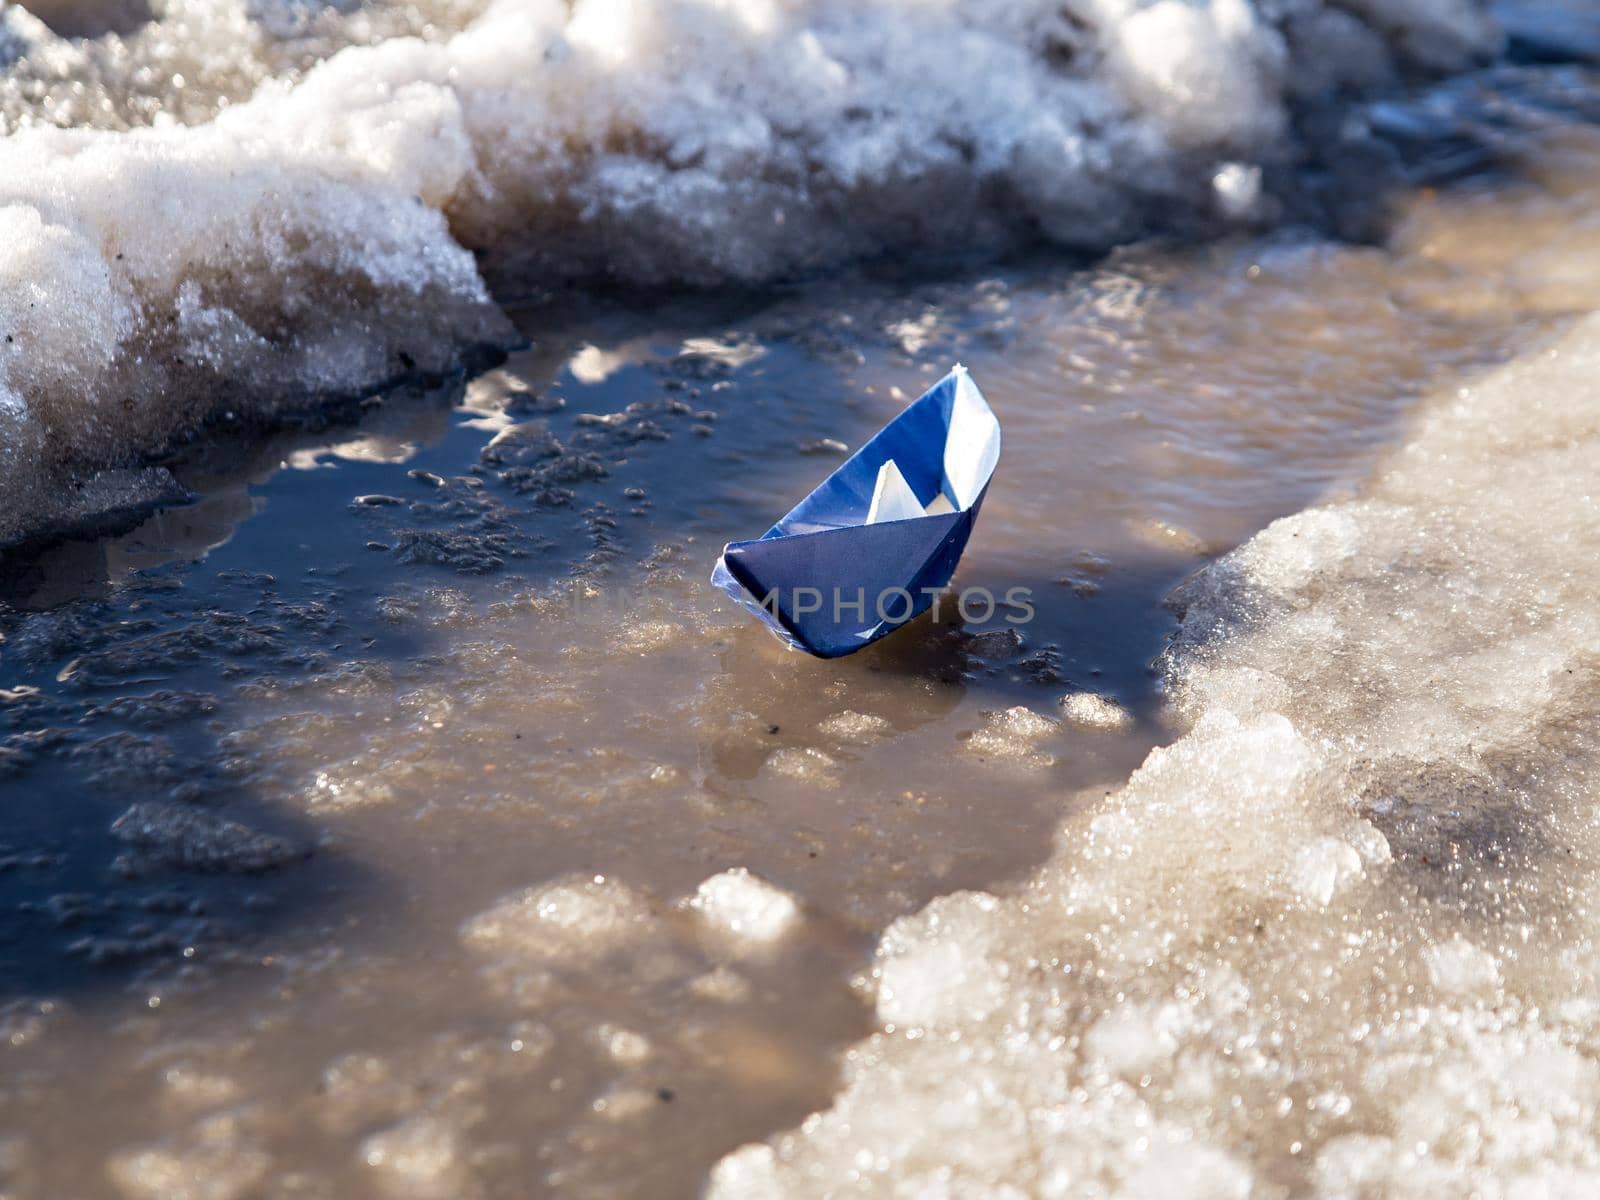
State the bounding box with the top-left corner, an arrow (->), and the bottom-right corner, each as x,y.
712,365 -> 1000,658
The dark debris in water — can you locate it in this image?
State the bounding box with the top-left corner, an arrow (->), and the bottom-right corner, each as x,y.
963,628 -> 1026,661
0,344 -> 752,990
393,528 -> 521,574
1017,644 -> 1069,686
82,690 -> 219,728
504,387 -> 565,415
0,566 -> 369,990
109,801 -> 307,876
68,731 -> 191,789
493,447 -> 609,507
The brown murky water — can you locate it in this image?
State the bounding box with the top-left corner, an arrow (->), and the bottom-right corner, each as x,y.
2,111 -> 1599,1198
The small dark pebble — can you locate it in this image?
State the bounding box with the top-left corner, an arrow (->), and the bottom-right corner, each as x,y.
1057,578 -> 1102,597
657,1088 -> 675,1103
966,629 -> 1025,659
623,487 -> 647,500
766,724 -> 780,735
505,389 -> 565,414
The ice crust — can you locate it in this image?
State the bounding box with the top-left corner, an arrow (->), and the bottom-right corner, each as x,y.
0,0 -> 1500,544
707,315 -> 1600,1195
687,868 -> 802,948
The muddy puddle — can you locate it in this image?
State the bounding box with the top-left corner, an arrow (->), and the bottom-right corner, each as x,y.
2,97 -> 1600,1198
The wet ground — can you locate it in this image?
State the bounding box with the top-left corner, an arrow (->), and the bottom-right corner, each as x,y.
2,67 -> 1600,1199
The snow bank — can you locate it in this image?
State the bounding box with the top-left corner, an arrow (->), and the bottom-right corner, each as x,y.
0,0 -> 1500,545
707,314 -> 1600,1195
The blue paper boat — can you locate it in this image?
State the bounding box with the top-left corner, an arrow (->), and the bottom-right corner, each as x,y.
712,365 -> 1000,658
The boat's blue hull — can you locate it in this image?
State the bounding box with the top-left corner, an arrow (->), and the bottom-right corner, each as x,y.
712,366 -> 999,657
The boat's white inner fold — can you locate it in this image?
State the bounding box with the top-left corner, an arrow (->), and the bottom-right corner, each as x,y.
864,368 -> 999,526
866,460 -> 937,524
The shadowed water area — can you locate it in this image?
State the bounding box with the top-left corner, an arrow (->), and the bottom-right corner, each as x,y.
2,50 -> 1600,1199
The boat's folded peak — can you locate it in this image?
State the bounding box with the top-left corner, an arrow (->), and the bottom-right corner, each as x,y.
943,363 -> 1001,511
